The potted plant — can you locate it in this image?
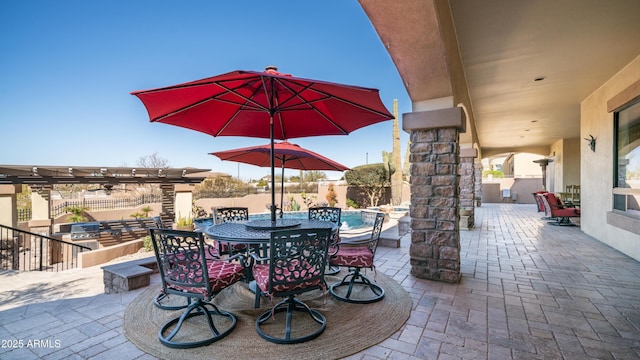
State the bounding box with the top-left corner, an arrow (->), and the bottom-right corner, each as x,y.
174,213 -> 194,231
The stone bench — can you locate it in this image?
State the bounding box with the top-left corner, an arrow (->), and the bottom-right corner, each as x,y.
101,256 -> 158,294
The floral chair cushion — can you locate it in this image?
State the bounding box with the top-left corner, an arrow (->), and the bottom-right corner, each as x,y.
329,246 -> 374,268
168,260 -> 245,296
253,262 -> 324,295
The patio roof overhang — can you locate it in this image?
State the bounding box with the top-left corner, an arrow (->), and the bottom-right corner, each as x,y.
359,0 -> 640,156
0,165 -> 210,186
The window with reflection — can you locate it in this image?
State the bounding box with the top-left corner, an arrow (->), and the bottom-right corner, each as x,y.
614,100 -> 640,215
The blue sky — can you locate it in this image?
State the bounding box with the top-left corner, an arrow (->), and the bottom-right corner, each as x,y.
0,1 -> 411,181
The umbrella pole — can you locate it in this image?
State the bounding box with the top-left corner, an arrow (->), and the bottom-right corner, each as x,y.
280,162 -> 285,218
270,116 -> 277,223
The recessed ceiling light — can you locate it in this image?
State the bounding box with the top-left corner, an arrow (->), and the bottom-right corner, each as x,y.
534,77 -> 546,82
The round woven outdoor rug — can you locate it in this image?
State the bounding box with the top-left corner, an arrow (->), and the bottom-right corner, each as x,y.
124,270 -> 412,360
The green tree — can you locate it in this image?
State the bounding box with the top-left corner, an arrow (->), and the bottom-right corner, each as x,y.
303,171 -> 327,182
344,163 -> 390,208
195,174 -> 252,198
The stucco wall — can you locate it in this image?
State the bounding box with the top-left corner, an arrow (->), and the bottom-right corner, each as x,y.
549,138 -> 581,193
549,139 -> 563,193
581,54 -> 640,262
564,138 -> 581,187
481,178 -> 542,204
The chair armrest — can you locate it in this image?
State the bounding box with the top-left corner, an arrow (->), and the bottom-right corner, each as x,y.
249,252 -> 268,263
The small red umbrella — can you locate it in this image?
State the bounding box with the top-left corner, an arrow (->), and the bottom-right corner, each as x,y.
210,141 -> 349,171
131,66 -> 393,222
211,141 -> 350,215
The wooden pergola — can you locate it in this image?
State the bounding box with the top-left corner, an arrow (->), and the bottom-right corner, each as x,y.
0,165 -> 209,185
0,165 -> 210,231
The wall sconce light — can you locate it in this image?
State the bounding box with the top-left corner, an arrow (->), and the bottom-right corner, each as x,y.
585,135 -> 596,152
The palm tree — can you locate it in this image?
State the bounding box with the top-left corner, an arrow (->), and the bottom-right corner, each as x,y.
141,206 -> 153,217
64,205 -> 89,223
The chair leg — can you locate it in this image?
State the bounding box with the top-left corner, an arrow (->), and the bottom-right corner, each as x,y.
154,291 -> 191,311
254,283 -> 262,309
549,217 -> 576,226
159,299 -> 237,349
330,267 -> 385,304
325,263 -> 341,275
255,295 -> 326,344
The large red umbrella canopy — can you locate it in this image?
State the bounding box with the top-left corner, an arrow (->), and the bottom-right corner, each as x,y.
131,67 -> 393,222
210,141 -> 350,172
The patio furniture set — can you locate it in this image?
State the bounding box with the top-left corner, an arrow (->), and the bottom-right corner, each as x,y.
534,190 -> 581,226
147,206 -> 387,348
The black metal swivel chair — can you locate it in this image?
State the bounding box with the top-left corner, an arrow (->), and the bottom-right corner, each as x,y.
151,217 -> 220,311
328,212 -> 386,304
308,206 -> 342,275
212,207 -> 250,255
251,228 -> 332,344
149,228 -> 247,349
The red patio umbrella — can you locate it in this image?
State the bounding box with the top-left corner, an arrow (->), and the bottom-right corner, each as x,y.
131,66 -> 393,223
210,141 -> 350,215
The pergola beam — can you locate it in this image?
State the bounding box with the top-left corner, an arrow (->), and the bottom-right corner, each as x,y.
0,165 -> 210,185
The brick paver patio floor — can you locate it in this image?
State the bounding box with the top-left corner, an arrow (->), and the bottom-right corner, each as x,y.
1,204 -> 639,359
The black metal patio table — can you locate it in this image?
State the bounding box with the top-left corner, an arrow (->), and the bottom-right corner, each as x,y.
205,219 -> 338,245
205,219 -> 338,307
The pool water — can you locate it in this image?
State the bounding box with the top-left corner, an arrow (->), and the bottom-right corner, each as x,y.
195,210 -> 370,231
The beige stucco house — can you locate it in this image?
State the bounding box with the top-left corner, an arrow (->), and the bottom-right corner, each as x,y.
359,0 -> 640,279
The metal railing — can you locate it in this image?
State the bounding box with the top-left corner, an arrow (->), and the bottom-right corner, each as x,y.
50,193 -> 163,218
0,224 -> 91,272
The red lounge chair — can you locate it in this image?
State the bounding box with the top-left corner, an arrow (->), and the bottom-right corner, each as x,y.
533,191 -> 548,212
537,193 -> 580,226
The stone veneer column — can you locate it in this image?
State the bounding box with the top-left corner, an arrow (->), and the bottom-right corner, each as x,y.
459,148 -> 477,229
474,161 -> 483,207
160,184 -> 175,227
403,107 -> 464,283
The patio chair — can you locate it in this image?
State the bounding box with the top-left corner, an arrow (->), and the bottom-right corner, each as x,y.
308,206 -> 342,275
537,193 -> 580,226
328,212 -> 386,304
212,207 -> 251,255
149,228 -> 247,349
533,191 -> 548,212
565,185 -> 580,206
251,228 -> 332,344
150,222 -> 220,311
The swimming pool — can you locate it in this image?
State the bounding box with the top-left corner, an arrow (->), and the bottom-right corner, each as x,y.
195,210 -> 372,231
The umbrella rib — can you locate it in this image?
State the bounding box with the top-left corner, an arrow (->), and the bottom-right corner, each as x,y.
212,81 -> 270,136
272,77 -> 392,119
266,78 -> 349,137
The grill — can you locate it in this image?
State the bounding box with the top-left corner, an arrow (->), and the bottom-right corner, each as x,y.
70,222 -> 101,240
